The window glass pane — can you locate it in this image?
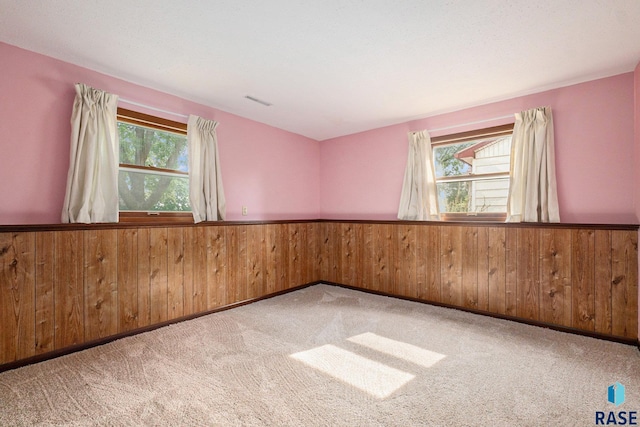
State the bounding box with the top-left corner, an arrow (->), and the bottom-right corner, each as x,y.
437,178 -> 510,213
469,177 -> 510,213
433,142 -> 473,178
118,170 -> 191,212
436,181 -> 471,213
433,136 -> 512,179
118,123 -> 188,172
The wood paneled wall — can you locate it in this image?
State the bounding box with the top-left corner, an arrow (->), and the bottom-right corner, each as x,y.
317,222 -> 638,340
0,223 -> 317,366
1,220 -> 638,368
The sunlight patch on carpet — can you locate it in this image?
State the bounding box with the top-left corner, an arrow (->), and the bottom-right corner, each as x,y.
290,344 -> 414,399
347,332 -> 446,368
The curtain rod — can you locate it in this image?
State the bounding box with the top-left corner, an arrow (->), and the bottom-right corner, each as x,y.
425,114 -> 514,134
118,98 -> 189,119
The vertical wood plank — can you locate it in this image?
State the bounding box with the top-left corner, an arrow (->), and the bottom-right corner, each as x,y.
395,225 -> 416,298
304,222 -> 319,284
340,223 -> 353,287
289,222 -> 308,288
556,230 -> 573,327
487,227 -> 507,315
571,229 -> 595,331
19,233 -> 36,359
84,229 -> 118,341
191,226 -> 208,313
373,224 -> 394,293
476,227 -> 489,312
539,229 -> 572,327
441,226 -> 463,306
418,225 -> 440,302
117,228 -> 138,332
136,228 -> 151,328
299,223 -> 310,285
167,227 -> 184,320
182,227 -> 195,317
415,225 -> 427,301
504,228 -> 518,316
461,227 -> 478,309
35,232 -> 55,355
276,223 -> 289,291
316,222 -> 329,282
361,224 -> 375,291
320,222 -> 333,283
611,230 -> 638,338
353,223 -> 365,288
54,231 -> 84,348
594,230 -> 612,335
311,222 -> 322,283
516,228 -> 539,320
0,233 -> 35,363
246,225 -> 266,299
288,224 -> 303,289
149,228 -> 168,325
327,223 -> 342,284
227,226 -> 247,302
207,226 -> 227,308
341,223 -> 360,288
299,223 -> 309,286
265,224 -> 278,295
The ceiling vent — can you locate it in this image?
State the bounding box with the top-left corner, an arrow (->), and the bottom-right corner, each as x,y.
244,95 -> 272,107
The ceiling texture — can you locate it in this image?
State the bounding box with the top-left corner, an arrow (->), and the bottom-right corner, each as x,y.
2,0 -> 640,141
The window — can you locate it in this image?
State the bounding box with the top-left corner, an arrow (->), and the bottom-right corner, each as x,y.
431,124 -> 514,221
117,108 -> 192,223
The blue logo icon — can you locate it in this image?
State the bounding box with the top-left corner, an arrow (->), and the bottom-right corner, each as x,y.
608,382 -> 626,407
596,382 -> 636,425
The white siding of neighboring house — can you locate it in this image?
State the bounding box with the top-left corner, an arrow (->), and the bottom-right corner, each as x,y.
470,137 -> 511,213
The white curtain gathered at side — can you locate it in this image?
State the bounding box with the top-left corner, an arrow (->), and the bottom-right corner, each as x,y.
61,83 -> 119,223
187,115 -> 226,223
397,130 -> 440,221
506,106 -> 560,223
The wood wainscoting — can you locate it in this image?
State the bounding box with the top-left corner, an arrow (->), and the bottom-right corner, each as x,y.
317,221 -> 638,342
0,222 -> 318,367
1,220 -> 638,369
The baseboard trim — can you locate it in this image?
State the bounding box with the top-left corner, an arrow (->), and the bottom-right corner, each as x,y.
0,282 -> 319,373
320,281 -> 640,348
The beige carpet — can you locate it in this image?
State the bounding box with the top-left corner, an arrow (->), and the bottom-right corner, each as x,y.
1,284 -> 639,426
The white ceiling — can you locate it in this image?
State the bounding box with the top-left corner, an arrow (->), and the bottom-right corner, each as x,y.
2,1 -> 640,141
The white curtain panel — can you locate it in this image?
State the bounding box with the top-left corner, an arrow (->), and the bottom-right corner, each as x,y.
188,115 -> 226,223
61,84 -> 119,223
397,130 -> 440,221
506,106 -> 560,223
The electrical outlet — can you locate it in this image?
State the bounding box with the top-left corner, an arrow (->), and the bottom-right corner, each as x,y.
242,206 -> 248,216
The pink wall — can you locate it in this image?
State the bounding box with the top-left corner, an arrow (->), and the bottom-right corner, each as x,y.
634,62 -> 640,340
2,41 -> 637,226
321,73 -> 637,224
635,62 -> 640,221
0,43 -> 320,224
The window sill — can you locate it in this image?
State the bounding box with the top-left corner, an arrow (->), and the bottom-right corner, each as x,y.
118,212 -> 194,224
439,213 -> 507,222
